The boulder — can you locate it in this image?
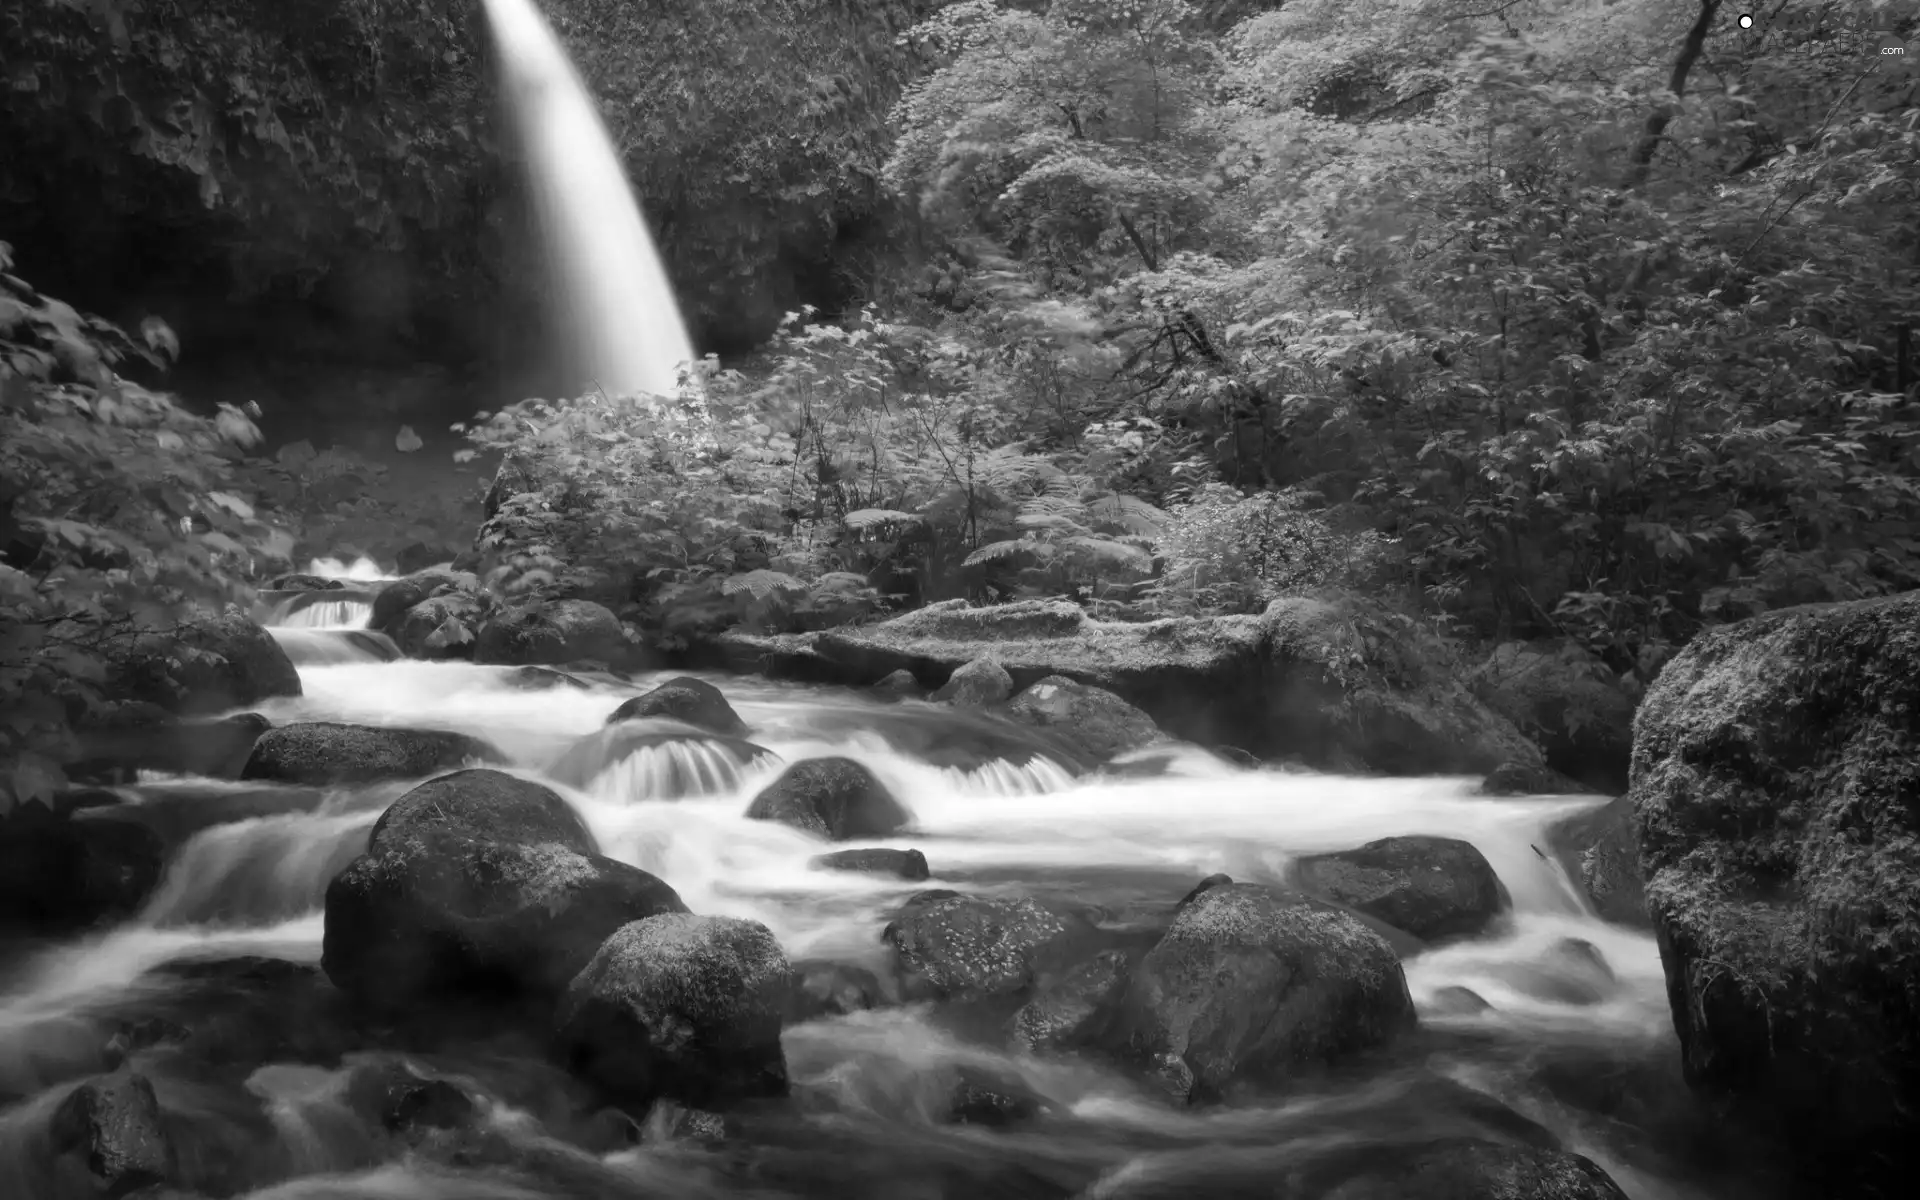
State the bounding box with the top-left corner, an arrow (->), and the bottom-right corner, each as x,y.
551,725 -> 779,798
882,893 -> 1086,1001
945,1066 -> 1047,1127
1484,937 -> 1617,1007
391,592 -> 491,660
1293,836 -> 1507,942
805,596 -> 1542,773
1545,796 -> 1647,927
321,769 -> 685,1007
0,808 -> 165,932
1111,883 -> 1415,1102
1001,675 -> 1164,762
110,612 -> 301,716
394,542 -> 459,576
931,656 -> 1014,708
369,570 -> 483,636
744,757 -> 911,840
241,721 -> 503,786
265,573 -> 344,592
343,1058 -> 477,1137
556,913 -> 791,1108
873,669 -> 924,699
1011,948 -> 1130,1053
1628,592 -> 1920,1194
49,1072 -> 174,1196
606,676 -> 747,736
811,848 -> 929,880
786,960 -> 889,1024
1479,760 -> 1586,796
474,599 -> 627,667
71,710 -> 270,780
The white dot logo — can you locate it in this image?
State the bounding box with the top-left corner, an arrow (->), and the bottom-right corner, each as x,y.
1738,13 -> 1754,29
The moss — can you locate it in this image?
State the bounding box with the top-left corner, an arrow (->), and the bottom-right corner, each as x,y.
883,894 -> 1079,999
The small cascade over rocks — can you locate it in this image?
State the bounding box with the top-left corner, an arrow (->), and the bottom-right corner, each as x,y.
269,627 -> 400,667
550,721 -> 780,801
272,598 -> 375,629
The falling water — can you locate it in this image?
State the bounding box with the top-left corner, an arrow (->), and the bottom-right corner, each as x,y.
481,0 -> 697,398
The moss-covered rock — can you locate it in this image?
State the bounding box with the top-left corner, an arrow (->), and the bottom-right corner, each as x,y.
241,721 -> 502,786
882,893 -> 1088,1001
391,592 -> 492,660
110,611 -> 301,716
322,769 -> 684,1009
474,599 -> 627,667
745,757 -> 911,840
370,570 -> 485,637
49,1071 -> 174,1196
931,656 -> 1014,708
1001,674 -> 1165,762
811,847 -> 929,880
1293,836 -> 1508,942
1629,592 -> 1920,1196
1010,947 -> 1131,1053
808,595 -> 1542,773
556,913 -> 791,1108
1110,883 -> 1415,1102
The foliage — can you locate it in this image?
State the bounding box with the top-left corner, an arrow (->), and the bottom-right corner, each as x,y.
1149,483 -> 1387,615
0,0 -> 495,299
0,243 -> 278,812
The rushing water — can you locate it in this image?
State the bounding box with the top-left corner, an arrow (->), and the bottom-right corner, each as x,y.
481,0 -> 696,398
0,597 -> 1780,1200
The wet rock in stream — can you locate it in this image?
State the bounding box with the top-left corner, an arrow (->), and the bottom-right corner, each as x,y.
242,721 -> 504,786
606,675 -> 747,735
322,769 -> 687,1008
474,598 -> 628,667
49,1071 -> 175,1197
811,847 -> 929,880
556,912 -> 791,1109
883,893 -> 1092,1002
0,804 -> 165,933
1293,836 -> 1508,943
745,757 -> 912,840
1110,883 -> 1417,1103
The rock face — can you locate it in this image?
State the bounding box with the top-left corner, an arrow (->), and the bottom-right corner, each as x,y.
1629,592 -> 1920,1195
241,722 -> 503,786
110,612 -> 301,716
1294,836 -> 1508,942
1546,796 -> 1647,927
930,656 -> 1013,708
369,570 -> 483,637
607,676 -> 748,736
391,592 -> 492,660
744,757 -> 911,840
1002,675 -> 1164,762
50,1072 -> 174,1196
883,893 -> 1085,1001
802,596 -> 1541,773
321,769 -> 687,1008
1113,883 -> 1416,1102
475,599 -> 627,666
1011,948 -> 1131,1053
556,913 -> 791,1108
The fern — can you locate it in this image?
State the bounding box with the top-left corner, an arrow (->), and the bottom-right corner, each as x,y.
721,569 -> 808,600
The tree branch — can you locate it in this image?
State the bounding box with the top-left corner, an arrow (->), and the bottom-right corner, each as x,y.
1622,0 -> 1722,190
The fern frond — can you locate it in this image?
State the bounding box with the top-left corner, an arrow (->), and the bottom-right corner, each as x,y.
843,507 -> 923,531
1063,536 -> 1153,575
1085,493 -> 1170,537
963,537 -> 1038,567
721,569 -> 808,599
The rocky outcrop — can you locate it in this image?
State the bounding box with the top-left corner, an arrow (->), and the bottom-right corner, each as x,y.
475,599 -> 628,667
883,892 -> 1088,1001
1546,796 -> 1647,927
1293,836 -> 1508,942
1001,675 -> 1164,762
241,721 -> 503,786
556,913 -> 791,1108
930,656 -> 1013,707
391,591 -> 493,660
369,570 -> 486,638
1629,592 -> 1920,1196
744,757 -> 911,840
109,611 -> 301,716
793,596 -> 1541,773
607,676 -> 747,736
321,769 -> 686,1009
1111,883 -> 1415,1102
1011,947 -> 1131,1053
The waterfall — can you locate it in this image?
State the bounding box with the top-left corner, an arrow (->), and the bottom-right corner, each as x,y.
481,0 -> 696,399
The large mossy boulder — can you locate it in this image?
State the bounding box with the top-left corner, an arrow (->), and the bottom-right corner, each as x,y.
1001,674 -> 1165,762
556,913 -> 791,1109
1293,836 -> 1508,943
391,592 -> 493,661
474,599 -> 627,667
1630,592 -> 1920,1196
321,769 -> 687,1008
1110,883 -> 1415,1103
369,570 -> 485,638
744,757 -> 910,840
109,612 -> 301,716
606,676 -> 747,736
930,656 -> 1014,708
882,892 -> 1088,1001
241,722 -> 503,786
807,595 -> 1541,773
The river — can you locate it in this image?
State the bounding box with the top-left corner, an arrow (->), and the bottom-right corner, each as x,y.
0,572 -> 1773,1199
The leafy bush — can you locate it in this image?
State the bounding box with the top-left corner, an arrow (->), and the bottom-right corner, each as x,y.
1150,484 -> 1388,615
0,244 -> 276,810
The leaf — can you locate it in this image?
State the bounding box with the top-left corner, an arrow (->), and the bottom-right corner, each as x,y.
206,491 -> 254,520
7,752 -> 66,810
